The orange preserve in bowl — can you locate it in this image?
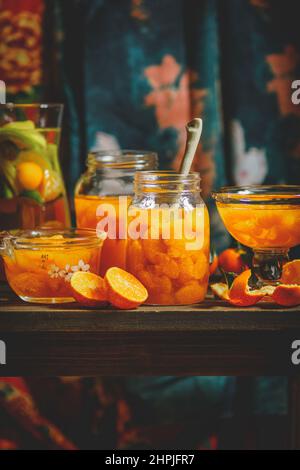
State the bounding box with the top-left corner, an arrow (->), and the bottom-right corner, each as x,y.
216,196 -> 300,249
0,228 -> 106,303
74,150 -> 157,275
127,171 -> 210,305
212,185 -> 300,285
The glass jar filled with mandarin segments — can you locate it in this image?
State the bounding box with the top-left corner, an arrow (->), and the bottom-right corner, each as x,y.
74,150 -> 157,275
75,150 -> 157,275
127,171 -> 210,305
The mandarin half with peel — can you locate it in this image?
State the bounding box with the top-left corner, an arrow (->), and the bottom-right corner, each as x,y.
71,271 -> 108,307
105,267 -> 148,309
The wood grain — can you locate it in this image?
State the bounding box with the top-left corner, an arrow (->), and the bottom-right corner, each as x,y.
0,286 -> 300,376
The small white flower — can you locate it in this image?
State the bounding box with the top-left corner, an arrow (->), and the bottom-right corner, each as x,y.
48,264 -> 60,279
78,260 -> 88,270
65,272 -> 73,282
47,259 -> 91,282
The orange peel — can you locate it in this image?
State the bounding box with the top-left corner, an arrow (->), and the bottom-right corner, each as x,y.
211,269 -> 274,307
210,282 -> 229,301
281,260 -> 300,285
272,284 -> 300,307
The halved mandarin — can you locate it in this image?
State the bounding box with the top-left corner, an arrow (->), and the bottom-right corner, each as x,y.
105,267 -> 148,309
272,284 -> 300,307
70,271 -> 108,307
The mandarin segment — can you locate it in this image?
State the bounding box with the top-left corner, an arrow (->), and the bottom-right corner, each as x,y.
136,268 -> 157,291
175,281 -> 206,305
178,257 -> 195,284
127,240 -> 145,272
142,238 -> 166,264
217,202 -> 300,248
159,258 -> 179,279
8,272 -> 49,298
127,206 -> 210,305
193,252 -> 209,280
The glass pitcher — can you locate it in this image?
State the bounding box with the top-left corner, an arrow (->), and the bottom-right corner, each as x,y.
0,103 -> 70,230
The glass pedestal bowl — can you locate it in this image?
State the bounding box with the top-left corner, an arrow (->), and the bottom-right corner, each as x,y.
212,186 -> 300,285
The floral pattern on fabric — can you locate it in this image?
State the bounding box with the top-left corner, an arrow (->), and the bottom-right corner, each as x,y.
0,0 -> 44,97
0,0 -> 294,451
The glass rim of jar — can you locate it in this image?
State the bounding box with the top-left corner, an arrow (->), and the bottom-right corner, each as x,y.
212,185 -> 300,204
0,103 -> 64,110
0,228 -> 106,251
87,149 -> 158,170
134,170 -> 201,193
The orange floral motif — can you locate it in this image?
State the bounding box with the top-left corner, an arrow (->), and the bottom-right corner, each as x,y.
250,0 -> 269,8
130,0 -> 148,21
144,54 -> 215,196
0,1 -> 44,94
266,45 -> 300,117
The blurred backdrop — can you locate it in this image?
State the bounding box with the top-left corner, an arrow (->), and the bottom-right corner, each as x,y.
0,0 -> 299,450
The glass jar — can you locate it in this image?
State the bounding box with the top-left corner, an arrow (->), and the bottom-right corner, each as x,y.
0,228 -> 106,304
127,171 -> 210,305
0,103 -> 70,230
74,150 -> 157,275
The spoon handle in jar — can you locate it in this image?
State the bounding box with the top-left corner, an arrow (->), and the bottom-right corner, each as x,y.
179,118 -> 203,176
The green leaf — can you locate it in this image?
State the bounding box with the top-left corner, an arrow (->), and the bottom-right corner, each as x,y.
3,183 -> 14,199
0,127 -> 47,152
222,271 -> 237,289
0,158 -> 18,194
3,120 -> 35,130
20,190 -> 44,205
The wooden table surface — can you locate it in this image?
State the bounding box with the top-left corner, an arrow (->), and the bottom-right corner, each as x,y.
0,285 -> 300,376
2,285 -> 300,449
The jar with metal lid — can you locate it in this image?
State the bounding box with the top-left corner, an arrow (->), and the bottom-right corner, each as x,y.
127,171 -> 210,305
74,150 -> 157,274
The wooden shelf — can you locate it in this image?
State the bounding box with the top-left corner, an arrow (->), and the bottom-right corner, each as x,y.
0,286 -> 300,376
